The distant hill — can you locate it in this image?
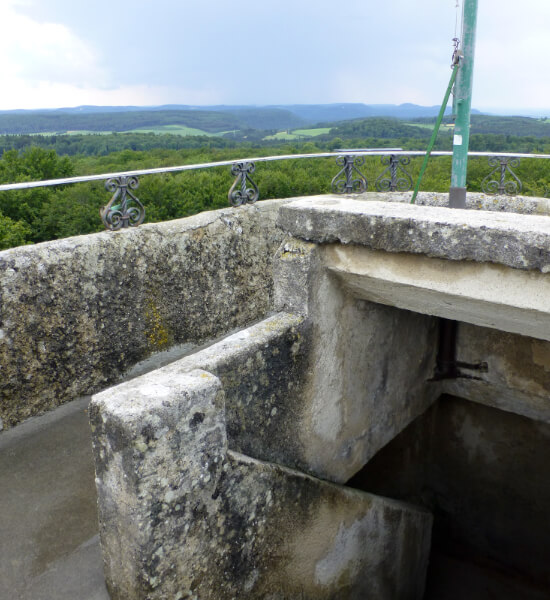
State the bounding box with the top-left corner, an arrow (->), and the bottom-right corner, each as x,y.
316,117 -> 435,140
0,103 -> 484,135
269,103 -> 469,123
469,115 -> 550,137
5,104 -> 550,139
0,107 -> 305,135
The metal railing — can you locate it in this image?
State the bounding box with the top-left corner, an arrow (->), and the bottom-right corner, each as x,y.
0,150 -> 548,231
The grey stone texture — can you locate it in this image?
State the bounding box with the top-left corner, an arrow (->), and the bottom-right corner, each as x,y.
148,312 -> 313,476
9,192 -> 550,598
0,200 -> 287,428
90,366 -> 433,600
278,195 -> 550,272
443,322 -> 550,424
88,197 -> 445,598
274,238 -> 440,483
320,244 -> 550,343
91,369 -> 226,600
0,396 -> 108,600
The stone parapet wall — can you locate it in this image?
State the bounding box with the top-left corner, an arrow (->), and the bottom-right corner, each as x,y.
0,200 -> 287,429
140,312 -> 314,476
87,194 -> 550,598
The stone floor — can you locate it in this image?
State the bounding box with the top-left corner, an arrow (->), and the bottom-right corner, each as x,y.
0,397 -> 109,600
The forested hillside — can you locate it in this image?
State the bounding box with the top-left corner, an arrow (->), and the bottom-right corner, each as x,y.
322,118 -> 434,140
0,108 -> 306,135
0,110 -> 243,135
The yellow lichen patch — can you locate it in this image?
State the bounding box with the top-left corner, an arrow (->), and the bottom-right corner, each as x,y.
144,297 -> 173,351
192,227 -> 206,242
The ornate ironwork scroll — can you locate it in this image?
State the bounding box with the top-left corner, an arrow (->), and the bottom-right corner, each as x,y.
481,156 -> 522,196
331,155 -> 368,194
100,176 -> 145,230
228,162 -> 259,206
375,155 -> 413,192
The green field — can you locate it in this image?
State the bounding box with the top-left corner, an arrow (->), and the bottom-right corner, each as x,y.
31,125 -> 223,137
293,127 -> 332,136
129,124 -> 216,136
264,127 -> 332,141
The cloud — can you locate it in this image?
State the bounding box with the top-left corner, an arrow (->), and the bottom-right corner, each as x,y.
0,1 -> 221,109
1,0 -> 550,111
0,0 -> 117,108
0,1 -> 107,88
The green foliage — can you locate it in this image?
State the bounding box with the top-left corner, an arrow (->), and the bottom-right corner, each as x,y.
0,147 -> 75,243
0,212 -> 32,250
325,117 -> 435,140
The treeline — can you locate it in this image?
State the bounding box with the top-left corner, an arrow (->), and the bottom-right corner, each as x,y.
322,117 -> 434,140
470,115 -> 550,137
410,114 -> 550,138
3,130 -> 550,158
2,142 -> 550,251
0,133 -> 245,156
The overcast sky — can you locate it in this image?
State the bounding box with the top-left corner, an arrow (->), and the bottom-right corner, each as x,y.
1,0 -> 549,113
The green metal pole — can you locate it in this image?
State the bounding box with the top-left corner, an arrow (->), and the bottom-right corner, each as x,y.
411,63 -> 459,204
449,0 -> 479,208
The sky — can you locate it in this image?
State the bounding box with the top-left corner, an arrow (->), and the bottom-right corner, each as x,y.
1,0 -> 549,114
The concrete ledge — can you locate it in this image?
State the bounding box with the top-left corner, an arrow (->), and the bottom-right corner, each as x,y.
324,245 -> 550,342
278,196 -> 550,272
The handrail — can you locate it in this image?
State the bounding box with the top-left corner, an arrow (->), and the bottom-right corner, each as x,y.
0,150 -> 395,192
0,149 -> 548,230
2,150 -> 549,193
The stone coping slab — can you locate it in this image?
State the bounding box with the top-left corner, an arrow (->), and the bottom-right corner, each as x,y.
362,191 -> 550,215
278,196 -> 550,273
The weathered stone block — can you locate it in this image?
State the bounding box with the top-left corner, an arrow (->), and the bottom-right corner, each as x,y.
360,191 -> 550,215
157,312 -> 313,476
211,450 -> 432,600
90,368 -> 227,600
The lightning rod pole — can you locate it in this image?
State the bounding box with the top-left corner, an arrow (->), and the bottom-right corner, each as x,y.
449,0 -> 479,208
